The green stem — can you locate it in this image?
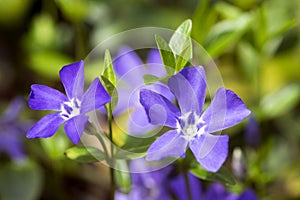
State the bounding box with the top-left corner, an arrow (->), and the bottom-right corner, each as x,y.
107,103 -> 115,200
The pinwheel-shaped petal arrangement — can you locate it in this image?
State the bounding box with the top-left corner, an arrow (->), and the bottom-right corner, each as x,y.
140,66 -> 251,172
27,61 -> 111,144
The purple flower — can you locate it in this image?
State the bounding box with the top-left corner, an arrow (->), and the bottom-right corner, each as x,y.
140,66 -> 251,172
205,183 -> 258,200
27,61 -> 111,144
170,173 -> 258,200
115,159 -> 172,200
112,47 -> 173,135
0,97 -> 30,162
169,173 -> 203,200
244,114 -> 261,148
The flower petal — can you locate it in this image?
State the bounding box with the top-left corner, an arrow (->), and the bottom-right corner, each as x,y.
205,183 -> 237,200
190,134 -> 228,172
168,66 -> 206,115
64,115 -> 88,144
170,173 -> 203,200
128,105 -> 158,135
237,189 -> 258,200
146,49 -> 166,78
140,89 -> 180,128
128,83 -> 174,134
201,88 -> 251,134
59,60 -> 84,99
146,130 -> 188,161
0,128 -> 26,162
113,46 -> 144,86
28,84 -> 67,111
147,49 -> 162,64
80,78 -> 111,114
4,97 -> 25,121
27,112 -> 64,138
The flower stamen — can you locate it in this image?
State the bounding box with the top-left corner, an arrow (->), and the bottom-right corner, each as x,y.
60,98 -> 81,120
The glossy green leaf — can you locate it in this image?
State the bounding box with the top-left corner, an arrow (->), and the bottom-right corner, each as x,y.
65,146 -> 106,163
169,19 -> 193,69
0,160 -> 43,200
260,84 -> 300,118
114,160 -> 131,193
155,34 -> 175,75
190,165 -> 236,186
103,49 -> 116,87
100,76 -> 118,112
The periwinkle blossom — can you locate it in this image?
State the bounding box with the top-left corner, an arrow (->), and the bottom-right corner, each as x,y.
244,114 -> 261,148
112,47 -> 173,135
205,183 -> 258,200
140,66 -> 251,172
170,173 -> 258,200
27,61 -> 111,144
169,172 -> 203,200
115,159 -> 172,200
0,97 -> 29,162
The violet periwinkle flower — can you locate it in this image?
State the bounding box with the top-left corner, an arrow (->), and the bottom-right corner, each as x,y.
27,61 -> 111,144
115,159 -> 172,200
0,97 -> 29,162
244,114 -> 261,148
169,173 -> 203,200
170,174 -> 258,200
112,47 -> 173,135
205,183 -> 258,200
140,66 -> 251,172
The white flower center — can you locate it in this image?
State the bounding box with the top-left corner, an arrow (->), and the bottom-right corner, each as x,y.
177,112 -> 205,141
60,98 -> 81,120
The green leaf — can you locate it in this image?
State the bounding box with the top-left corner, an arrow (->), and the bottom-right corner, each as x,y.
0,160 -> 43,200
268,19 -> 296,40
100,76 -> 118,112
40,127 -> 69,160
143,74 -> 160,84
65,146 -> 106,163
28,50 -> 72,78
143,73 -> 171,85
121,134 -> 157,154
114,160 -> 131,193
155,34 -> 176,75
169,19 -> 193,69
260,84 -> 300,118
205,14 -> 251,57
103,49 -> 116,87
190,165 -> 236,186
175,46 -> 191,72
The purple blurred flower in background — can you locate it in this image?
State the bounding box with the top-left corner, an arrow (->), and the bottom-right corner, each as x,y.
140,66 -> 251,172
0,97 -> 30,162
27,61 -> 111,144
205,183 -> 258,200
171,174 -> 258,200
245,114 -> 261,148
115,159 -> 173,200
112,47 -> 173,135
169,172 -> 203,200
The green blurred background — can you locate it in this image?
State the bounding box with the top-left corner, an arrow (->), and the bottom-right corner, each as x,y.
0,0 -> 299,199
